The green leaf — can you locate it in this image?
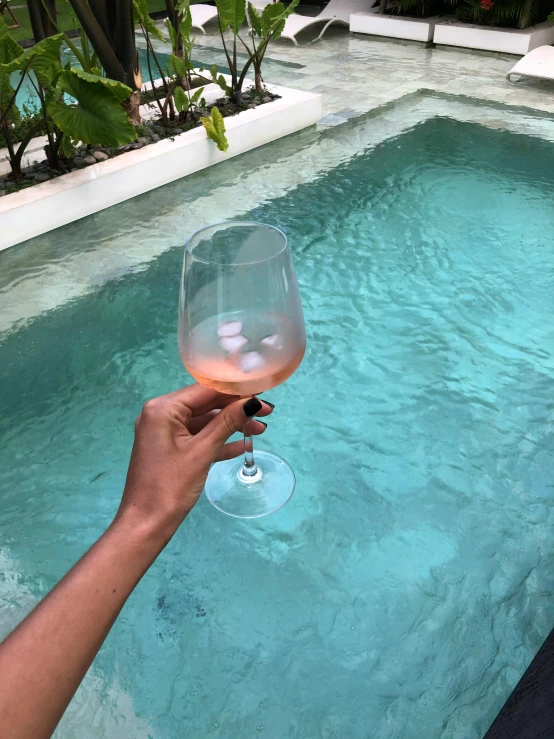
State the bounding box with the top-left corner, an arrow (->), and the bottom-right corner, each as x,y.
0,72 -> 19,123
180,6 -> 193,39
165,17 -> 178,49
48,70 -> 136,147
217,0 -> 246,33
69,68 -> 132,102
134,0 -> 166,41
200,106 -> 228,152
59,132 -> 75,159
176,0 -> 190,12
210,63 -> 218,80
191,86 -> 204,104
258,0 -> 298,38
169,53 -> 186,79
248,2 -> 262,35
0,15 -> 23,64
285,0 -> 300,17
173,85 -> 189,113
0,34 -> 64,90
260,2 -> 285,35
217,74 -> 231,95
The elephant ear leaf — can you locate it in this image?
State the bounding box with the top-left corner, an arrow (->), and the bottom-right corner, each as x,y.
180,4 -> 193,38
0,34 -> 64,89
69,68 -> 133,101
248,2 -> 262,35
260,2 -> 286,37
216,0 -> 246,33
0,72 -> 19,122
200,106 -> 228,152
173,85 -> 189,113
0,15 -> 23,64
47,70 -> 136,148
133,0 -> 165,42
191,86 -> 204,104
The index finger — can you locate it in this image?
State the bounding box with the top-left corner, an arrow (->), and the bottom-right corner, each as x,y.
165,383 -> 274,417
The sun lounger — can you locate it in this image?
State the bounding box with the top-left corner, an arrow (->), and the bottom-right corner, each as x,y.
506,45 -> 554,83
192,0 -> 274,34
280,0 -> 377,45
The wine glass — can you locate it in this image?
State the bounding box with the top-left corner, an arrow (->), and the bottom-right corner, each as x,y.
178,221 -> 306,519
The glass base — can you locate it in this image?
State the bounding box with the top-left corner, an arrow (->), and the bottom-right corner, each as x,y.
205,450 -> 296,519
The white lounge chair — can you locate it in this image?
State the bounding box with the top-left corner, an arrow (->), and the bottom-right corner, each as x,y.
190,4 -> 219,34
506,45 -> 554,84
191,0 -> 274,34
280,0 -> 377,45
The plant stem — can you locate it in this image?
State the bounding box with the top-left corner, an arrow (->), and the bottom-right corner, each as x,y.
1,71 -> 28,129
1,120 -> 18,179
10,117 -> 48,177
219,29 -> 236,91
142,25 -> 164,118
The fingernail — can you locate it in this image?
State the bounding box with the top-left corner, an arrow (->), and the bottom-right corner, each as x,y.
244,398 -> 262,417
260,399 -> 275,410
257,420 -> 268,429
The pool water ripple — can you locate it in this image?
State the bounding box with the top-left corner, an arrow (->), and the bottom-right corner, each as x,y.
2,116 -> 554,737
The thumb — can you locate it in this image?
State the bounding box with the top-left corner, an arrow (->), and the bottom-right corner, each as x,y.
196,397 -> 262,454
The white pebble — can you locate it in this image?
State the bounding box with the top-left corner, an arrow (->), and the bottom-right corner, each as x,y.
218,321 -> 242,338
220,335 -> 248,353
261,334 -> 283,349
240,351 -> 265,373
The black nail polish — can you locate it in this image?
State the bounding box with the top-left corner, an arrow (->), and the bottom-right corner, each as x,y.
257,420 -> 268,429
244,398 -> 262,417
260,399 -> 275,410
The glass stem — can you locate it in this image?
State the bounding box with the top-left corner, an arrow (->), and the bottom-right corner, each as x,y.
242,419 -> 258,477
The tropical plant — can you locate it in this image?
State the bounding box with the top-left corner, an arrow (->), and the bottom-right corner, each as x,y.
136,0 -> 228,151
390,0 -> 551,24
213,0 -> 298,98
66,0 -> 142,123
48,69 -> 136,148
246,0 -> 298,93
455,0 -> 544,28
0,15 -> 136,181
200,105 -> 228,151
0,23 -> 65,179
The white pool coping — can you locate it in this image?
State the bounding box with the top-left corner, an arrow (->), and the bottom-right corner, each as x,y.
0,81 -> 322,251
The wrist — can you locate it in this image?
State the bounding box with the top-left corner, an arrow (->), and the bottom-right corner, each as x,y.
107,509 -> 181,560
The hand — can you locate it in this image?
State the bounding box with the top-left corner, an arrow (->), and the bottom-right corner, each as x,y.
115,384 -> 273,538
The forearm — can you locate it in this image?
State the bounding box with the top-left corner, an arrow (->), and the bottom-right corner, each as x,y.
0,515 -> 171,739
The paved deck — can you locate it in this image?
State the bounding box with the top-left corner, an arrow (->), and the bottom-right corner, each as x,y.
184,23 -> 554,124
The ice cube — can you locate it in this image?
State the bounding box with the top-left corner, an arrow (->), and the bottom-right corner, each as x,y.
261,334 -> 283,349
220,334 -> 248,353
240,351 -> 265,374
218,321 -> 242,338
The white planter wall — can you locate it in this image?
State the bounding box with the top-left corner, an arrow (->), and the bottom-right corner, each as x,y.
433,19 -> 554,55
350,9 -> 439,42
0,84 -> 322,251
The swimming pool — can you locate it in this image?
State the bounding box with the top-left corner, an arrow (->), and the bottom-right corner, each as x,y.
1,94 -> 554,738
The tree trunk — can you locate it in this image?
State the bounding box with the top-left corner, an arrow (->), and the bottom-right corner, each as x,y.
27,0 -> 46,41
255,70 -> 262,93
123,90 -> 142,126
68,0 -> 125,81
42,0 -> 58,37
378,0 -> 388,13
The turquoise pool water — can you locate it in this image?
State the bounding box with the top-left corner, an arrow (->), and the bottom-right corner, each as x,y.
2,111 -> 554,738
